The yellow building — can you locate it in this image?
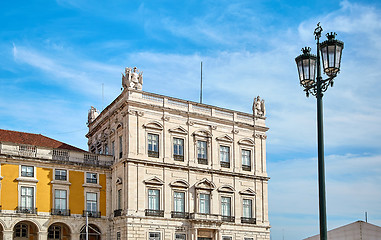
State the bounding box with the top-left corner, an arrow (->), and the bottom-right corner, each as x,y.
0,129 -> 112,240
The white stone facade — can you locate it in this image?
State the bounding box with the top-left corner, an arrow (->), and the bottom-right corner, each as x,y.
86,81 -> 270,240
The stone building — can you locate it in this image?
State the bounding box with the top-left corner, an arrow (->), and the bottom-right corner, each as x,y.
0,129 -> 113,240
85,67 -> 270,240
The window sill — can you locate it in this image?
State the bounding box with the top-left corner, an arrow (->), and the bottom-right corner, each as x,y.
50,180 -> 71,185
15,177 -> 38,183
82,183 -> 102,189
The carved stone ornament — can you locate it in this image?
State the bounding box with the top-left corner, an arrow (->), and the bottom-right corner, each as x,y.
232,129 -> 239,134
127,109 -> 135,115
162,115 -> 170,121
194,178 -> 216,190
255,133 -> 267,140
239,188 -> 256,196
144,176 -> 164,185
87,106 -> 100,124
211,125 -> 217,130
253,96 -> 266,117
143,121 -> 163,130
187,120 -> 195,126
122,67 -> 143,90
136,111 -> 144,117
216,134 -> 233,143
169,126 -> 188,135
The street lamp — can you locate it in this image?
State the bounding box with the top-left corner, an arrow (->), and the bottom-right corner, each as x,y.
295,23 -> 344,240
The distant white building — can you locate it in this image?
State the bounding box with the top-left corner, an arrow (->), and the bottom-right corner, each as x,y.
304,221 -> 381,240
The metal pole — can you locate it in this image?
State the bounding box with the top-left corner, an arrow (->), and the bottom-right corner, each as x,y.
200,61 -> 203,103
86,211 -> 89,240
316,30 -> 328,240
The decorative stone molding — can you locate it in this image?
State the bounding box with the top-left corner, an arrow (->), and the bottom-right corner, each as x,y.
239,188 -> 256,196
232,129 -> 239,134
194,178 -> 216,190
162,115 -> 170,121
255,133 -> 267,140
211,125 -> 217,130
143,121 -> 164,131
217,185 -> 235,193
169,179 -> 189,188
193,130 -> 212,138
136,111 -> 144,117
116,177 -> 122,185
144,176 -> 164,185
169,126 -> 188,135
187,120 -> 195,126
216,134 -> 233,143
238,138 -> 255,146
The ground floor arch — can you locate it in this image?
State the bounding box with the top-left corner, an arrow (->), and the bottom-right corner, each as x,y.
48,222 -> 72,240
79,224 -> 101,240
13,220 -> 39,240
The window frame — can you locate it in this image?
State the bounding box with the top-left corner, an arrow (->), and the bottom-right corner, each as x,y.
241,149 -> 252,171
219,145 -> 231,168
86,172 -> 98,184
20,186 -> 34,210
20,165 -> 34,177
54,189 -> 67,210
242,198 -> 253,218
149,232 -> 161,240
221,196 -> 232,217
173,191 -> 185,213
86,192 -> 98,213
54,169 -> 67,181
198,192 -> 211,214
147,188 -> 160,211
197,140 -> 208,165
173,137 -> 185,161
147,133 -> 160,158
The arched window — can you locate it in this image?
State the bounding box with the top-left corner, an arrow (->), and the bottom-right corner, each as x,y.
80,224 -> 101,240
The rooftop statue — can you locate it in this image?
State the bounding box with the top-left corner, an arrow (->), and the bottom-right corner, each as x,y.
253,96 -> 266,117
122,67 -> 143,90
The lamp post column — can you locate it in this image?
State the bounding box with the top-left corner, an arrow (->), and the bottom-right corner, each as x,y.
315,28 -> 328,240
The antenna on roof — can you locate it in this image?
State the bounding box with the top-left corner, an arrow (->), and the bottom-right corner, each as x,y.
365,211 -> 368,222
200,61 -> 203,104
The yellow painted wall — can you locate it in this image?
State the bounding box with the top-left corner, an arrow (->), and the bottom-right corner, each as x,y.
99,173 -> 107,216
69,170 -> 84,214
36,167 -> 52,212
1,164 -> 19,210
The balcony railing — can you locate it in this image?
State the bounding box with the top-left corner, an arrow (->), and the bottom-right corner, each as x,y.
242,165 -> 251,171
220,161 -> 230,168
221,215 -> 235,222
198,158 -> 208,165
16,207 -> 37,214
171,211 -> 188,219
145,209 -> 164,217
174,154 -> 184,161
241,217 -> 256,224
83,210 -> 101,218
189,213 -> 220,222
148,150 -> 159,158
51,208 -> 70,216
114,209 -> 123,217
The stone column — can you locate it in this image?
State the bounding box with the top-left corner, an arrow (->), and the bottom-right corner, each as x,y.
2,230 -> 13,240
38,231 -> 48,240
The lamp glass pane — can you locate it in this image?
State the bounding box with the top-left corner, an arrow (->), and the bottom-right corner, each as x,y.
335,45 -> 342,69
310,58 -> 316,83
328,45 -> 335,68
297,60 -> 303,81
321,46 -> 328,70
302,59 -> 310,80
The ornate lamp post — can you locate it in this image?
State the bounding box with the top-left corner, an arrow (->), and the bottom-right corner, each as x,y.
295,23 -> 344,240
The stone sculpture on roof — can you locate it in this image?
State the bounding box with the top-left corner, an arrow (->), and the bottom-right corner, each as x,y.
122,67 -> 143,90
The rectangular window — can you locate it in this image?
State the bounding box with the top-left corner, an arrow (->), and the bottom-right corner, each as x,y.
116,232 -> 121,240
220,146 -> 230,168
55,169 -> 67,181
86,172 -> 97,184
173,138 -> 184,161
175,233 -> 186,240
244,238 -> 254,240
173,191 -> 185,213
86,192 -> 97,212
199,193 -> 210,214
221,197 -> 231,216
222,237 -> 232,240
112,141 -> 115,156
20,186 -> 34,210
21,165 -> 34,177
149,232 -> 161,240
243,199 -> 252,218
117,189 -> 122,209
54,189 -> 67,210
148,134 -> 159,158
242,150 -> 251,171
148,189 -> 160,210
119,136 -> 123,159
197,140 -> 207,164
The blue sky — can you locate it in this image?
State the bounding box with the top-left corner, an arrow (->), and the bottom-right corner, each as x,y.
1,0 -> 381,239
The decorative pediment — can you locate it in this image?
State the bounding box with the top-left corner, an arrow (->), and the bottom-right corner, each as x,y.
193,130 -> 212,138
143,121 -> 163,130
116,122 -> 123,129
116,177 -> 122,184
195,178 -> 216,190
144,176 -> 164,185
216,134 -> 233,143
170,179 -> 190,188
239,188 -> 256,196
217,185 -> 235,193
169,126 -> 188,135
238,138 -> 255,146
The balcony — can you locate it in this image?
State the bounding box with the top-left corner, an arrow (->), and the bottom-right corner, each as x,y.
16,207 -> 37,214
220,161 -> 230,168
114,209 -> 123,217
198,158 -> 208,165
171,211 -> 189,219
145,209 -> 164,217
51,208 -> 71,216
241,217 -> 256,224
242,165 -> 251,171
148,150 -> 159,158
221,215 -> 235,222
83,210 -> 101,218
174,154 -> 184,161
